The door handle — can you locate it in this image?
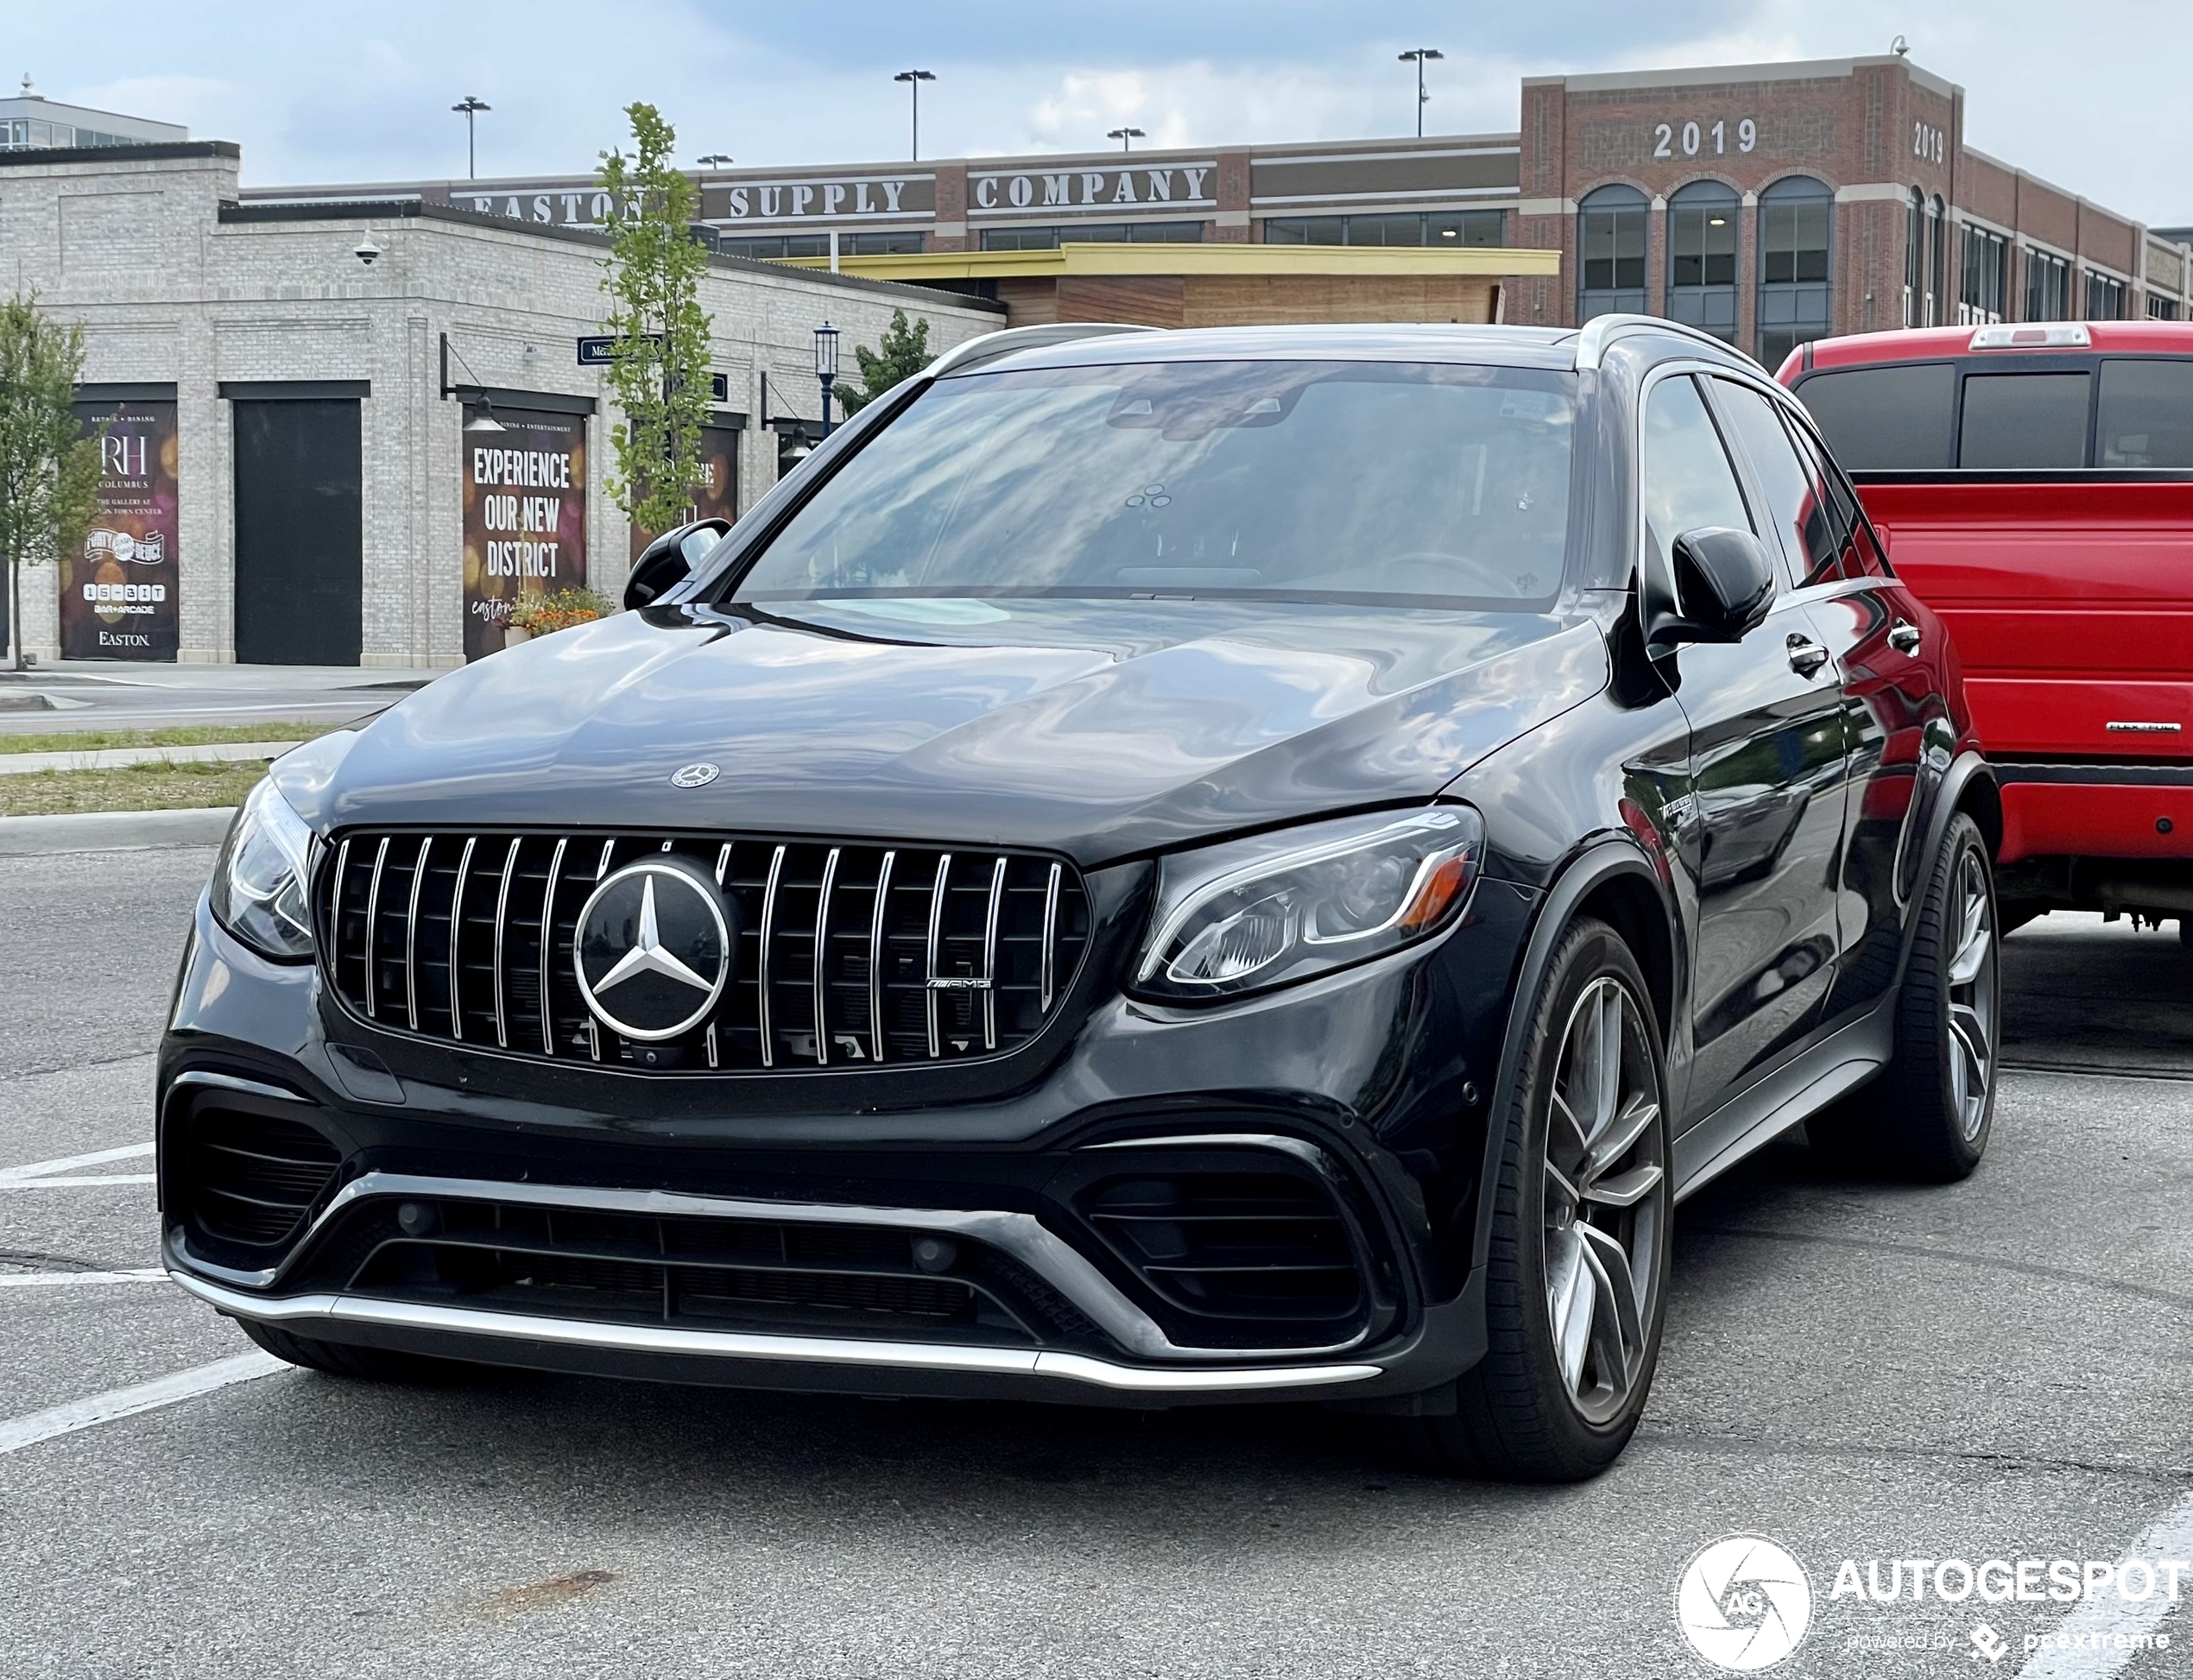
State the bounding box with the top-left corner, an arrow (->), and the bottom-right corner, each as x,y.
1785,634 -> 1831,678
1888,620 -> 1923,654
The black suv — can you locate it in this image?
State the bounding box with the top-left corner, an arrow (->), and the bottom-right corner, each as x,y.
162,317 -> 2001,1481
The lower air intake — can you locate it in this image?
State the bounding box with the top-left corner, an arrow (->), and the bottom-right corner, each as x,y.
186,1109 -> 342,1247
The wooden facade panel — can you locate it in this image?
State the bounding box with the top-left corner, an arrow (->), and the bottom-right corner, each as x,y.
1054,275 -> 1188,326
1180,275 -> 1496,326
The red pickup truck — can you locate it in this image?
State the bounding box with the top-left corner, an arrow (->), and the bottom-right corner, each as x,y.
1781,321 -> 2193,933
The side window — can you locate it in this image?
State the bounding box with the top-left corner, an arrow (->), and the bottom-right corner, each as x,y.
1640,375 -> 1759,599
2096,360 -> 2193,468
1707,378 -> 1823,590
1785,414 -> 1892,581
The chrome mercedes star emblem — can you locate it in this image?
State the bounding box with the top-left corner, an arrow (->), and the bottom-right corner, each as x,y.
572,859 -> 734,1041
669,762 -> 720,788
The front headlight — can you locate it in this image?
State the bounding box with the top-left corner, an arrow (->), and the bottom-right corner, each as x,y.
1133,805 -> 1483,1002
208,777 -> 317,962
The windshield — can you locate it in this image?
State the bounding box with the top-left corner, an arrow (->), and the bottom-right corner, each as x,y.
730,360 -> 1577,609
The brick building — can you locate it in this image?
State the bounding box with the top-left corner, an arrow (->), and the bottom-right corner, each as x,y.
296,53 -> 2189,363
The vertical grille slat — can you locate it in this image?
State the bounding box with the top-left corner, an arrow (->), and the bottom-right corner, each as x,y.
320,830 -> 1089,1076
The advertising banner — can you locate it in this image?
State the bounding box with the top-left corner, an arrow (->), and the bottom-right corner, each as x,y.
62,399 -> 180,660
692,425 -> 741,527
462,408 -> 587,660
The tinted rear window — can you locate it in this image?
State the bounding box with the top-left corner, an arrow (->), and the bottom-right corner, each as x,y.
2098,360 -> 2193,468
1958,371 -> 2092,468
1795,363 -> 1955,470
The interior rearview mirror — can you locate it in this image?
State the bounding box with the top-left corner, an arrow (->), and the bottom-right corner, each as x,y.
623,517 -> 732,612
1653,527 -> 1776,647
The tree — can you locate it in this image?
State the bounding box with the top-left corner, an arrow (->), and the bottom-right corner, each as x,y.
0,294 -> 102,670
837,309 -> 935,415
597,104 -> 713,545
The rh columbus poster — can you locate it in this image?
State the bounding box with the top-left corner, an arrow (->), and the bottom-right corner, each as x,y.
61,399 -> 180,660
462,409 -> 588,660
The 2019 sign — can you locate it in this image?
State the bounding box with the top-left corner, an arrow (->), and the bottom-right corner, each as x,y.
1653,117 -> 1759,160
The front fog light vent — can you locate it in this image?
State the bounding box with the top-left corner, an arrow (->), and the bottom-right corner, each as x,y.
1079,1171 -> 1363,1324
186,1108 -> 341,1246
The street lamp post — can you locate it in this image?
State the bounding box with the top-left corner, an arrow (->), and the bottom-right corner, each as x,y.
893,70 -> 936,161
452,95 -> 491,180
814,322 -> 840,438
697,154 -> 732,222
1106,127 -> 1146,153
1396,49 -> 1443,139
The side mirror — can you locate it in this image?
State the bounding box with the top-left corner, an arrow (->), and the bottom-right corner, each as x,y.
623,518 -> 732,611
1653,527 -> 1776,647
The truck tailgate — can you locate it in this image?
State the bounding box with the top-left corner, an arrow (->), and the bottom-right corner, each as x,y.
1858,479 -> 2193,761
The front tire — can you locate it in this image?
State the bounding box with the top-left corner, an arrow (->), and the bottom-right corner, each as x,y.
1807,811 -> 1999,1181
1399,917 -> 1672,1481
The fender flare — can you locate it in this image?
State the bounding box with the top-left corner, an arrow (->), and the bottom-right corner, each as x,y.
1469,838 -> 1678,1277
1893,748 -> 2000,988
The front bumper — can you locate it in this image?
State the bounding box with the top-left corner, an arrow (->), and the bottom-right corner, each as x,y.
160,874 -> 1534,1405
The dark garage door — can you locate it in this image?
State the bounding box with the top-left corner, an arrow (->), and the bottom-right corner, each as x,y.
232,397 -> 363,665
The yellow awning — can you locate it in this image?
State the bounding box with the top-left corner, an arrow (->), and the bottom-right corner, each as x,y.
777,242 -> 1560,282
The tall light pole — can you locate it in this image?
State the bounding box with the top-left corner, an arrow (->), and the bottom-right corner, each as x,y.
452,95 -> 490,180
1107,127 -> 1145,154
893,69 -> 936,161
1397,49 -> 1443,138
697,153 -> 732,219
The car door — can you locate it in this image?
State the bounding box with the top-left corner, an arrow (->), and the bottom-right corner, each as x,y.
1780,404 -> 1957,1020
1640,371 -> 1851,1118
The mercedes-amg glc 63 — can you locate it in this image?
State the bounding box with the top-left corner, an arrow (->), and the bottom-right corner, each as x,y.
161,317 -> 2001,1480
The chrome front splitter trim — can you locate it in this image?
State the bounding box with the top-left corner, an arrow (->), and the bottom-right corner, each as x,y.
178,1168 -> 1372,1363
167,1269 -> 1381,1395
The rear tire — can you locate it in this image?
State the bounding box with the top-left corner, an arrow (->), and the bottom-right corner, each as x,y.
1805,812 -> 1999,1181
236,1316 -> 471,1383
1396,917 -> 1672,1482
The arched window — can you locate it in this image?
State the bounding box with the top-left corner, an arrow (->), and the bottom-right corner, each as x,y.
1905,187 -> 1925,326
1578,185 -> 1648,323
1667,180 -> 1740,342
1758,175 -> 1833,368
1928,195 -> 1945,325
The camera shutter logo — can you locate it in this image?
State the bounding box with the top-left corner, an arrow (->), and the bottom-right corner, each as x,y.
1674,1536 -> 1813,1672
572,859 -> 734,1040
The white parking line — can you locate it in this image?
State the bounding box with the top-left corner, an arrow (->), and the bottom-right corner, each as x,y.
0,1352 -> 288,1457
0,1270 -> 167,1288
0,1177 -> 157,1190
2016,1491 -> 2193,1678
0,1142 -> 154,1185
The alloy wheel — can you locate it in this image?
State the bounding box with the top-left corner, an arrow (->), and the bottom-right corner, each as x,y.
1541,976 -> 1665,1426
1945,848 -> 1997,1140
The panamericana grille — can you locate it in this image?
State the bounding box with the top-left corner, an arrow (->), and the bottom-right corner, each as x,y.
318,831 -> 1090,1072
186,1108 -> 343,1247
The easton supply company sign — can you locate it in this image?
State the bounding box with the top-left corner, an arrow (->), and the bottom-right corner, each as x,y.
970,164 -> 1216,215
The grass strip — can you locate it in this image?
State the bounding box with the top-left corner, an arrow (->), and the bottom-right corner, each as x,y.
0,722 -> 341,755
0,760 -> 270,818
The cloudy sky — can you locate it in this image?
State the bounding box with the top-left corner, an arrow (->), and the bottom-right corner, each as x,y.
17,0 -> 2192,224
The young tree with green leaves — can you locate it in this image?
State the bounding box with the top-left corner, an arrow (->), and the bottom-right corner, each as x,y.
837,309 -> 935,415
597,103 -> 714,546
0,294 -> 103,670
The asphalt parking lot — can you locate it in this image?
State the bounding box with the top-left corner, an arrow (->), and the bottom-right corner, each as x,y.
2,843 -> 2187,1679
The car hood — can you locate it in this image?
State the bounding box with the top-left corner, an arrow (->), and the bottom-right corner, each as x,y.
282,597 -> 1608,864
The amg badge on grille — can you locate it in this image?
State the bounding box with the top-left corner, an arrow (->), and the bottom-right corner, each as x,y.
572,858 -> 736,1040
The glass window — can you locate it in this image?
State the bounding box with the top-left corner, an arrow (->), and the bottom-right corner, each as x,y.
982,226 -> 1060,250
2096,360 -> 2193,468
1792,363 -> 1957,471
734,362 -> 1578,608
1668,182 -> 1740,343
1345,214 -> 1425,247
1710,380 -> 1836,587
2085,272 -> 2127,321
1578,186 -> 1648,323
1904,189 -> 1924,326
1960,225 -> 2010,325
2148,296 -> 2182,322
1429,211 -> 1505,247
1959,372 -> 2093,469
721,235 -> 792,259
846,231 -> 926,256
2026,249 -> 2070,321
1788,419 -> 1887,579
1757,176 -> 1833,369
1640,376 -> 1755,593
1261,217 -> 1345,245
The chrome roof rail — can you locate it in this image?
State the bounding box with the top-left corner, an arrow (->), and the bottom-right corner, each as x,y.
1573,313 -> 1747,372
927,320 -> 1160,377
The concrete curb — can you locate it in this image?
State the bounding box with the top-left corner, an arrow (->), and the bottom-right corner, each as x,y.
0,807 -> 236,856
